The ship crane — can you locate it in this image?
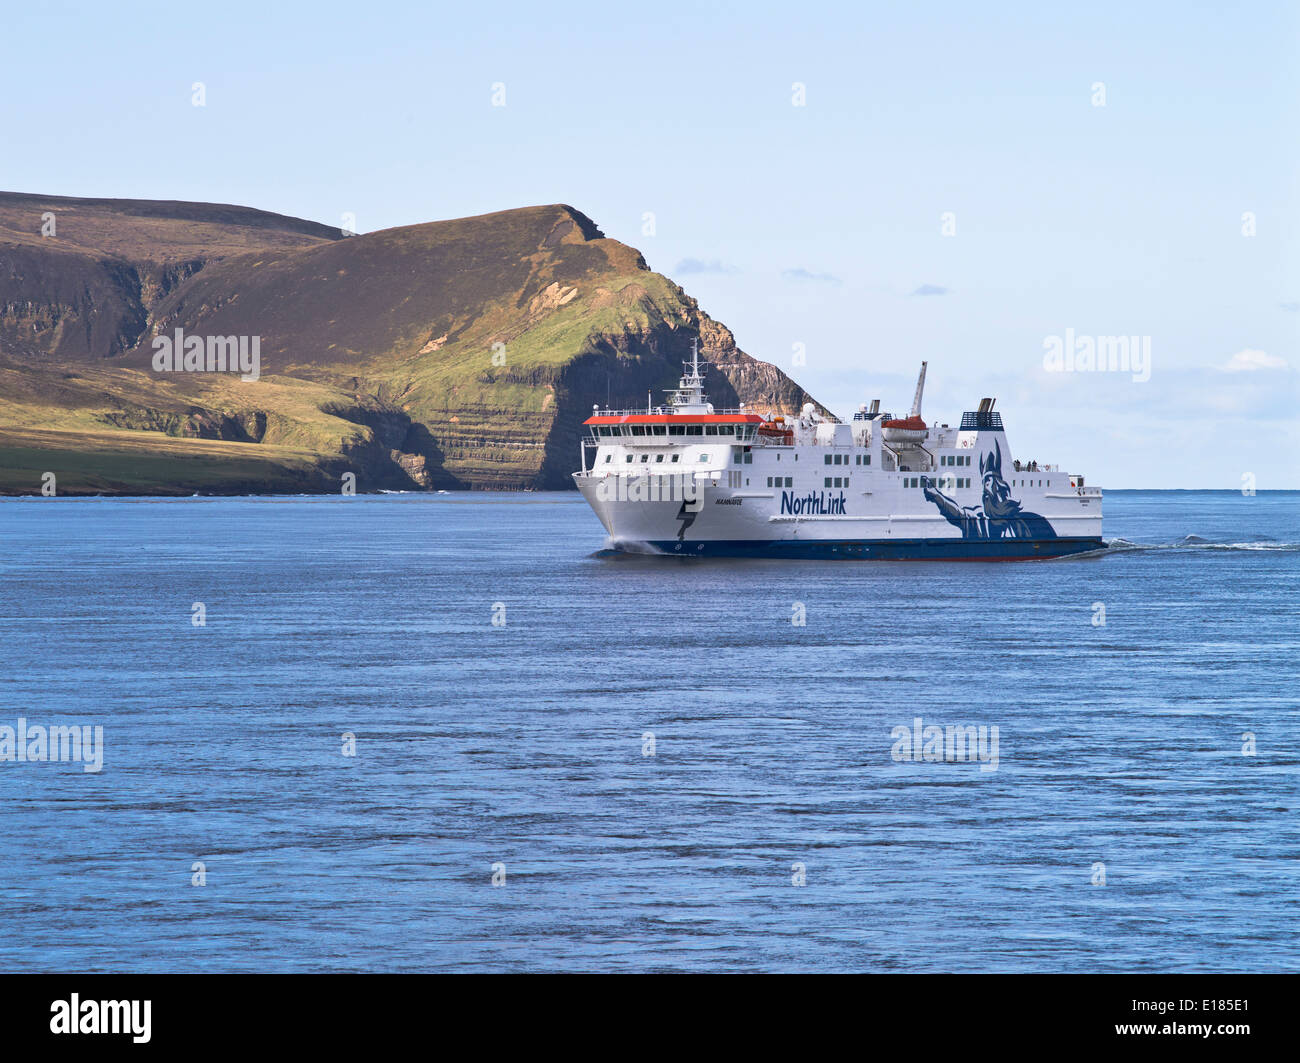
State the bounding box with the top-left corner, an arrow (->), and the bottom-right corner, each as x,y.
881,361 -> 929,444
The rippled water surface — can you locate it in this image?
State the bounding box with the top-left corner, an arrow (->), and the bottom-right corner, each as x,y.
1,490 -> 1296,971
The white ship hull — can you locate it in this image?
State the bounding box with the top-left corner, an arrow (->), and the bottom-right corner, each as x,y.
573,359 -> 1104,561
575,469 -> 1103,560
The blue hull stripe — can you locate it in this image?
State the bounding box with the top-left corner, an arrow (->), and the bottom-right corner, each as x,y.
635,537 -> 1106,560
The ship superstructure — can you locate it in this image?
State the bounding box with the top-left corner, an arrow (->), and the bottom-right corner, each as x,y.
573,354 -> 1103,559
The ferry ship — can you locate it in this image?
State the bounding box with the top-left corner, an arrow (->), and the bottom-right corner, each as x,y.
573,353 -> 1103,560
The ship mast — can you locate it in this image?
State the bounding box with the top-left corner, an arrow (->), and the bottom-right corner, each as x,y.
666,339 -> 711,414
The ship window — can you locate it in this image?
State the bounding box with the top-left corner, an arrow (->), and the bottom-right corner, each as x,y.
744,453 -> 752,464
717,426 -> 732,436
669,425 -> 685,436
866,455 -> 871,465
824,477 -> 832,487
687,425 -> 703,436
699,454 -> 709,462
653,425 -> 666,436
655,454 -> 664,462
626,455 -> 633,463
705,426 -> 718,436
834,477 -> 842,487
824,454 -> 832,465
733,449 -> 742,464
671,454 -> 680,463
604,455 -> 612,463
640,454 -> 649,462
784,477 -> 792,487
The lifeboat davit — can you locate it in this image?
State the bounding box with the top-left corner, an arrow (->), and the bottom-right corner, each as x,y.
881,415 -> 927,444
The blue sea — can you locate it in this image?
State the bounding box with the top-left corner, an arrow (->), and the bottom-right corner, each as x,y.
1,490 -> 1296,972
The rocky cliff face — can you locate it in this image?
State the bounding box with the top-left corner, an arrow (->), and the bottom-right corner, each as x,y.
0,194 -> 829,495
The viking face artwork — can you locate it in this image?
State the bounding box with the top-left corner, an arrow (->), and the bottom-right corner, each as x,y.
923,439 -> 1057,540
979,441 -> 1023,520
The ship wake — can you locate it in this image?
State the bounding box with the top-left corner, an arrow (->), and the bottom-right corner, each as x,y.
1104,535 -> 1300,553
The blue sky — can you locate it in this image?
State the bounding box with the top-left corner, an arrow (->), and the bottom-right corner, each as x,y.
3,0 -> 1296,487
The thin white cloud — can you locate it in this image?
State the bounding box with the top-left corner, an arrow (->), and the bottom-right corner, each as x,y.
782,267 -> 841,285
1220,349 -> 1289,372
675,258 -> 739,275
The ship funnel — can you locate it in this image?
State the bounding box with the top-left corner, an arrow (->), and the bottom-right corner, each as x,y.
910,361 -> 928,419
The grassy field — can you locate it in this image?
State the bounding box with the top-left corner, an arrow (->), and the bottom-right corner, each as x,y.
0,427 -> 333,495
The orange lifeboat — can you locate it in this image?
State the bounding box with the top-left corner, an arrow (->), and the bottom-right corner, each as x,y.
757,416 -> 794,445
881,415 -> 927,444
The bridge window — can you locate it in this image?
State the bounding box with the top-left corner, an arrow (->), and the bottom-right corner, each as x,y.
626,454 -> 633,463
640,454 -> 648,462
604,454 -> 612,463
671,454 -> 680,463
